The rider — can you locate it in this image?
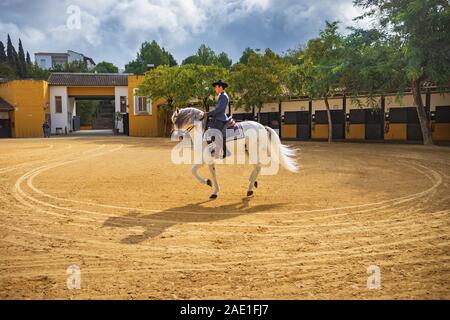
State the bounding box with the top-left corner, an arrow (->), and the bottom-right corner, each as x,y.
204,80 -> 230,159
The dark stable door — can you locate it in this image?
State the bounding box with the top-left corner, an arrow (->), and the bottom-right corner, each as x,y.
296,111 -> 311,140
406,107 -> 423,141
331,110 -> 345,139
260,112 -> 280,129
233,113 -> 254,121
0,119 -> 11,138
123,113 -> 129,136
315,110 -> 345,139
365,109 -> 383,140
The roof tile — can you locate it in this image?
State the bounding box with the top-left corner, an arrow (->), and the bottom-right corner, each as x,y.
48,73 -> 129,86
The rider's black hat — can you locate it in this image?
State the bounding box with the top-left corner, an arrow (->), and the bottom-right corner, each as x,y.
212,80 -> 228,89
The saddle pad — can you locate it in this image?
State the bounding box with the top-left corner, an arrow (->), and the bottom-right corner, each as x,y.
225,123 -> 245,142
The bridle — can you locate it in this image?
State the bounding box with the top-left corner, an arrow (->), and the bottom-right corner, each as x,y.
172,111 -> 207,136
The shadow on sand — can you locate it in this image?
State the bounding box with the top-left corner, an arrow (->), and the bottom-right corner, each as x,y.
103,199 -> 286,244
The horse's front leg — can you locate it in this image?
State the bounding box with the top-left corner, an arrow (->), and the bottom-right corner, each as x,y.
208,164 -> 220,199
192,164 -> 213,187
247,163 -> 261,197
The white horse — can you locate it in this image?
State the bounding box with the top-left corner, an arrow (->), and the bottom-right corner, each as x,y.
172,107 -> 298,199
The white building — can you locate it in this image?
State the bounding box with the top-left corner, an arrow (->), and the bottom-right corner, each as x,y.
35,50 -> 96,70
47,73 -> 129,134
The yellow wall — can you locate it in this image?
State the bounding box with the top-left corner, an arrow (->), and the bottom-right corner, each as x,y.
261,102 -> 279,113
313,97 -> 343,112
281,124 -> 297,139
430,92 -> 450,141
385,94 -> 426,111
128,75 -> 162,137
231,106 -> 253,115
0,80 -> 48,138
312,124 -> 329,139
385,123 -> 407,141
431,92 -> 450,111
347,124 -> 365,140
67,86 -> 115,97
281,100 -> 310,114
348,96 -> 382,110
432,123 -> 450,141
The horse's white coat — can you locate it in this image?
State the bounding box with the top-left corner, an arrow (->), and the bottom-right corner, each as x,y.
172,108 -> 298,198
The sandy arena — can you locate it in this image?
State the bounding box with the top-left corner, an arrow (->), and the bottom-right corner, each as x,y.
0,136 -> 449,299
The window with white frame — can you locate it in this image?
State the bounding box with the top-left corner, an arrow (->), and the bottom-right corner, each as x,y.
133,88 -> 152,115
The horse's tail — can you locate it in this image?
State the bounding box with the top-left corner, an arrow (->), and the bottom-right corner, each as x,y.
265,126 -> 299,173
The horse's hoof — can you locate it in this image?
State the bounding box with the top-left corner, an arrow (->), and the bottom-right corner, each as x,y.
210,194 -> 218,200
254,181 -> 258,189
247,191 -> 254,197
206,179 -> 212,187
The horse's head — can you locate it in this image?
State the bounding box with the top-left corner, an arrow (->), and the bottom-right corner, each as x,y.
172,107 -> 204,132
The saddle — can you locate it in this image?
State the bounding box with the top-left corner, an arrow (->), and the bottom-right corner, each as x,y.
227,118 -> 237,129
205,117 -> 237,130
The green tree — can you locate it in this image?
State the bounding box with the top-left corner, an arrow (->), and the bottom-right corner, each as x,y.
0,41 -> 6,63
76,100 -> 101,126
238,48 -> 257,65
26,51 -> 32,66
282,45 -> 305,65
125,40 -> 177,74
290,21 -> 346,143
341,28 -> 405,108
231,48 -> 288,120
139,65 -> 195,135
17,39 -> 26,78
182,45 -> 232,69
191,64 -> 229,111
93,61 -> 119,73
217,52 -> 232,69
51,60 -> 89,73
27,63 -> 50,80
354,0 -> 450,145
6,35 -> 18,76
182,45 -> 216,66
0,62 -> 16,78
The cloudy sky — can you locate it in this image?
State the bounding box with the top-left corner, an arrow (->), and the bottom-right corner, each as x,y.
0,0 -> 371,69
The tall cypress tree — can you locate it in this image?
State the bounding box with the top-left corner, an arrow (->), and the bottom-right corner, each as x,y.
17,39 -> 26,78
26,51 -> 32,66
6,34 -> 20,78
6,34 -> 16,67
0,41 -> 6,63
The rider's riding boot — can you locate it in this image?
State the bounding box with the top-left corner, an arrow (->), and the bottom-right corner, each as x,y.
222,138 -> 230,159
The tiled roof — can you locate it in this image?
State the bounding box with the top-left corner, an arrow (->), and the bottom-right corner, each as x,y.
48,73 -> 129,86
0,97 -> 14,111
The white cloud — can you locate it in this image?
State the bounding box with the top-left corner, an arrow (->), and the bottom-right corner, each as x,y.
0,0 -> 370,68
0,22 -> 46,47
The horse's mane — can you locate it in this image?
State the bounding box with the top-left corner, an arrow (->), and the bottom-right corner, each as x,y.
173,108 -> 203,128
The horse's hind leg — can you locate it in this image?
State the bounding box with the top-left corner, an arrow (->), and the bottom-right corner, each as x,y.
192,164 -> 213,187
208,164 -> 220,199
247,163 -> 261,197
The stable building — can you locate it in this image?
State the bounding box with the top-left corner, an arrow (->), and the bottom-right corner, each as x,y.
232,89 -> 450,143
0,73 -> 449,142
0,80 -> 49,138
47,73 -> 129,134
0,73 -> 165,138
